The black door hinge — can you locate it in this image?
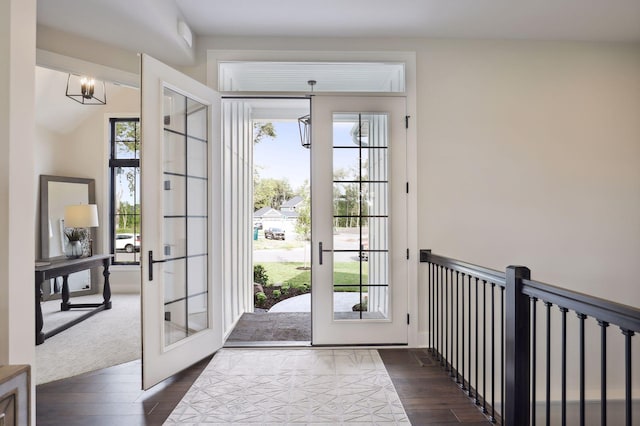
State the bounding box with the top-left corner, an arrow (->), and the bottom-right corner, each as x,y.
406,182 -> 409,193
405,115 -> 410,129
406,248 -> 410,260
407,313 -> 410,325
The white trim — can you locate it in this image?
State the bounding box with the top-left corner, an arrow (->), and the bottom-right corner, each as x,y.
206,49 -> 419,347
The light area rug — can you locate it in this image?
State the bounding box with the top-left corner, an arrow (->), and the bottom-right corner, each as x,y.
36,293 -> 140,384
165,348 -> 410,425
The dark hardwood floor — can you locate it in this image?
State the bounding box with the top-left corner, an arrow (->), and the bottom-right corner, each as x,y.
36,349 -> 491,425
379,349 -> 492,425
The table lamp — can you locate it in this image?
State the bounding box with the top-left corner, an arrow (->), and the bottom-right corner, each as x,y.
64,204 -> 99,257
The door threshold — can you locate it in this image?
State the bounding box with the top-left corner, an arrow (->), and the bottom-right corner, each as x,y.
224,340 -> 311,348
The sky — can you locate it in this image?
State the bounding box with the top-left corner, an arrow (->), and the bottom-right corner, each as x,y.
254,121 -> 310,191
254,121 -> 361,191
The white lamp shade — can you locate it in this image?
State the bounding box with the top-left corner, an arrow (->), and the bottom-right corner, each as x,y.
64,204 -> 99,228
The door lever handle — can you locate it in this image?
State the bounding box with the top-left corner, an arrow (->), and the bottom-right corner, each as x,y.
148,251 -> 154,281
319,242 -> 333,265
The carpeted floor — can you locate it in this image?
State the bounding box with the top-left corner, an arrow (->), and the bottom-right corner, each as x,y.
36,293 -> 141,384
165,348 -> 410,424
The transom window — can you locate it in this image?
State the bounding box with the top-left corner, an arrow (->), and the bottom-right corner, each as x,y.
218,61 -> 405,93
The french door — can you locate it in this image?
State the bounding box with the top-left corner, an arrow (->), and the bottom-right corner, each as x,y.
311,96 -> 408,345
140,55 -> 223,389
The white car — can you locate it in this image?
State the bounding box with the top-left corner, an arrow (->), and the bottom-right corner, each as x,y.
115,233 -> 140,253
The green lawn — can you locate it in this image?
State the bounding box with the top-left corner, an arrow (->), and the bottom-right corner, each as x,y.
257,261 -> 367,292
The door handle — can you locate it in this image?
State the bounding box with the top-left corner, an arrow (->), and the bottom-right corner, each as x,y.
148,251 -> 154,281
319,242 -> 333,265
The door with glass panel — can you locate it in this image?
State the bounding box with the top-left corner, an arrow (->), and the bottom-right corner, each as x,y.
140,55 -> 222,389
311,96 -> 408,345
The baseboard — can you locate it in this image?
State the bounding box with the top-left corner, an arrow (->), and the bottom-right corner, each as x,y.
417,331 -> 429,347
532,399 -> 640,425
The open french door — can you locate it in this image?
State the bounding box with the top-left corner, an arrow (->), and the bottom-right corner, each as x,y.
140,54 -> 222,389
311,96 -> 408,345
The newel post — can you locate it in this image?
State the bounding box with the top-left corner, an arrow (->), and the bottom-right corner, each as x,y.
505,265 -> 531,425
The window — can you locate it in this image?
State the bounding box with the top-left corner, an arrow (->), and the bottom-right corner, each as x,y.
218,61 -> 405,92
109,118 -> 141,264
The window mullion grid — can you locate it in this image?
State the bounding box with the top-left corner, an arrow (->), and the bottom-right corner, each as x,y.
358,113 -> 364,320
183,97 -> 190,336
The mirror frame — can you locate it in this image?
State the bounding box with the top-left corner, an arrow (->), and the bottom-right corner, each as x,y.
39,175 -> 96,259
39,175 -> 97,300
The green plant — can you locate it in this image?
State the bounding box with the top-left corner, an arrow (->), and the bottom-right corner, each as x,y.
255,291 -> 267,306
254,264 -> 269,285
64,228 -> 86,242
272,289 -> 281,298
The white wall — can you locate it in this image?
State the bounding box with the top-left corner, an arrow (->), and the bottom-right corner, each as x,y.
417,41 -> 640,305
221,100 -> 253,336
1,0 -> 36,421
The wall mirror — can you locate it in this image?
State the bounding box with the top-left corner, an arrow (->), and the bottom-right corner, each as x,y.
39,175 -> 98,300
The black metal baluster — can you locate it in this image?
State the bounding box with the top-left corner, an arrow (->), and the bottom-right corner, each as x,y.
531,297 -> 538,426
461,273 -> 466,390
475,277 -> 480,405
455,271 -> 460,382
622,328 -> 634,426
560,307 -> 568,426
436,265 -> 440,361
545,301 -> 552,426
438,266 -> 444,366
500,285 -> 504,424
490,282 -> 496,422
577,313 -> 586,426
429,263 -> 432,352
482,280 -> 487,414
468,274 -> 473,397
445,267 -> 449,370
598,320 -> 608,426
450,268 -> 455,377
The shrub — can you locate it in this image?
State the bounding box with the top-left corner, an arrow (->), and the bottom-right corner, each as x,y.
272,289 -> 281,298
254,264 -> 269,286
255,291 -> 267,306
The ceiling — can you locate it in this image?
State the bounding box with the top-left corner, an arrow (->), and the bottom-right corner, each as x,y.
34,0 -> 640,132
177,0 -> 640,41
36,67 -> 132,135
37,0 -> 640,66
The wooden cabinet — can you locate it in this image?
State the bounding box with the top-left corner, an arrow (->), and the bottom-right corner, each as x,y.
0,365 -> 30,426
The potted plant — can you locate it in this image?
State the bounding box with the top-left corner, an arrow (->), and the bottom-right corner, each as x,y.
64,228 -> 86,258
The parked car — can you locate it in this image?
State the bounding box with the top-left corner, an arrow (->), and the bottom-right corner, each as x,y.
115,233 -> 140,253
359,241 -> 369,261
264,227 -> 285,240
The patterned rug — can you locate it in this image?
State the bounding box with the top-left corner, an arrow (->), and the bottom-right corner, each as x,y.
164,348 -> 410,425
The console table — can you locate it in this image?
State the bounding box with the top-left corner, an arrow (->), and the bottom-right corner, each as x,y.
34,254 -> 112,345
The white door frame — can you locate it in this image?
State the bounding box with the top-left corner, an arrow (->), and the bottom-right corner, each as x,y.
206,50 -> 420,347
